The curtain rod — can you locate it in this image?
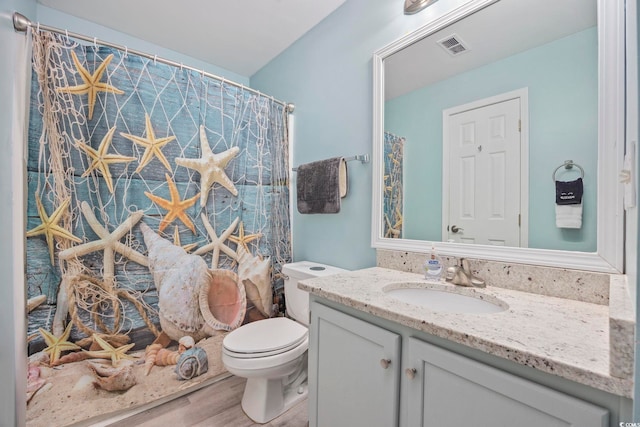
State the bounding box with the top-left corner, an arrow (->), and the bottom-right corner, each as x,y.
12,12 -> 294,114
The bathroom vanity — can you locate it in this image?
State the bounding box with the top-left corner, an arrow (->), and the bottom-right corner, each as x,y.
301,267 -> 633,427
307,0 -> 637,424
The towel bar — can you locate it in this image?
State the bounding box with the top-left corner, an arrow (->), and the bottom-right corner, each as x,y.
552,160 -> 584,182
292,154 -> 370,172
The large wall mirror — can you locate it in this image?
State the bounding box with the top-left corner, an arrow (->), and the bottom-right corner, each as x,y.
372,0 -> 625,272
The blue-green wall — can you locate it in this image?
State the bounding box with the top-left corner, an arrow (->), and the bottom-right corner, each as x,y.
385,27 -> 597,252
251,0 -> 473,269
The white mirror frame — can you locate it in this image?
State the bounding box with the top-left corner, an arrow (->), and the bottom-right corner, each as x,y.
371,0 -> 625,273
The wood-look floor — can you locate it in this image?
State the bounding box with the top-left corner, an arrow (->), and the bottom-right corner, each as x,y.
106,375 -> 309,427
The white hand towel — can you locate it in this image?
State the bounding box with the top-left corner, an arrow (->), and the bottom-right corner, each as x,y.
556,203 -> 582,229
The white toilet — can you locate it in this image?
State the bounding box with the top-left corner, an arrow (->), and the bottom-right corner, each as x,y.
222,261 -> 347,424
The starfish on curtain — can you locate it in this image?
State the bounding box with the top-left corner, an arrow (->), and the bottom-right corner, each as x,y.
39,322 -> 81,366
76,126 -> 136,194
194,214 -> 239,269
173,225 -> 198,253
229,222 -> 262,253
58,201 -> 148,288
83,334 -> 136,367
145,173 -> 199,233
120,114 -> 176,173
26,195 -> 81,265
383,175 -> 393,194
56,51 -> 124,120
175,125 -> 240,207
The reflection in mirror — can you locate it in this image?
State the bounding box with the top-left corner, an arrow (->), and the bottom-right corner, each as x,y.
384,0 -> 597,251
383,131 -> 405,238
371,0 -> 624,273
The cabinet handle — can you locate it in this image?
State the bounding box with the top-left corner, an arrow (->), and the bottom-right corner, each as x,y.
405,368 -> 417,379
380,358 -> 391,369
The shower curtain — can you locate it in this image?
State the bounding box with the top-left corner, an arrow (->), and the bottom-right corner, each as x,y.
25,30 -> 291,425
383,131 -> 404,238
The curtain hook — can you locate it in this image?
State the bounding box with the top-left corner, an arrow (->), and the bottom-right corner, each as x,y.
65,29 -> 69,42
180,62 -> 184,71
153,54 -> 158,65
124,46 -> 128,58
36,22 -> 40,32
93,37 -> 97,48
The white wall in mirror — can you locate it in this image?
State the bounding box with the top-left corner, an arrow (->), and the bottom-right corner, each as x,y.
371,0 -> 625,273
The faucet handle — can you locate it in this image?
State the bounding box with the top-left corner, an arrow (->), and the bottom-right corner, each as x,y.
463,259 -> 486,288
445,266 -> 457,281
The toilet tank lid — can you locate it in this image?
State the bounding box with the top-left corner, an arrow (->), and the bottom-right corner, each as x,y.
282,261 -> 348,279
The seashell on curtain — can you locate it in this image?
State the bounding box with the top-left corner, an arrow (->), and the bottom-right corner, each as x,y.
25,30 -> 292,351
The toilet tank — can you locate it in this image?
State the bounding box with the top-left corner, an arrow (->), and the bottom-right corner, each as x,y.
282,261 -> 347,325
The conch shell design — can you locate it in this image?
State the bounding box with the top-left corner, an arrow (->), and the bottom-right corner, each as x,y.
89,362 -> 137,392
141,223 -> 247,341
155,348 -> 180,366
237,245 -> 272,318
145,336 -> 196,375
175,347 -> 208,380
144,343 -> 163,376
178,336 -> 195,352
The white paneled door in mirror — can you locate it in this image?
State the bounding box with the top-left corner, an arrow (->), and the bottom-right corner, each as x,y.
371,0 -> 625,272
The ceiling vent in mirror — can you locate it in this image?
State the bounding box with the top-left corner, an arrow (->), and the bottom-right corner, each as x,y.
437,34 -> 470,56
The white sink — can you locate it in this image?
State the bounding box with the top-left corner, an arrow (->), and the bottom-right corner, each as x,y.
383,284 -> 507,314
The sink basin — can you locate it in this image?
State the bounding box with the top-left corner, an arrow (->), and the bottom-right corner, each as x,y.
383,284 -> 507,314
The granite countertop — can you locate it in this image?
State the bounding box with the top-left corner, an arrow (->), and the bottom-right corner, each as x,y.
299,267 -> 634,398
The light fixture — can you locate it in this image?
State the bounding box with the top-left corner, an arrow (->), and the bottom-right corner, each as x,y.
404,0 -> 439,15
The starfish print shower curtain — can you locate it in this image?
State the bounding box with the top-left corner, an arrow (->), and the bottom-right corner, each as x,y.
383,131 -> 404,239
25,30 -> 292,356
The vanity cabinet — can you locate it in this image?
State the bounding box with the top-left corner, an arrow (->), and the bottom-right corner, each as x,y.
308,302 -> 401,427
406,338 -> 608,427
309,301 -> 610,427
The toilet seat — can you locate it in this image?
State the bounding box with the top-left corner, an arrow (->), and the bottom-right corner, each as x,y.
223,317 -> 308,359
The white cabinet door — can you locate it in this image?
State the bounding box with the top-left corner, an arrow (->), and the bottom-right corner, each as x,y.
309,303 -> 401,427
406,338 -> 609,427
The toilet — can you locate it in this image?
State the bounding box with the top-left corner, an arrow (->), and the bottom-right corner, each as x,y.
222,261 -> 347,424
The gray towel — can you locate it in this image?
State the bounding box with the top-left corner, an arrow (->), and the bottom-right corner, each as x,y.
296,157 -> 348,214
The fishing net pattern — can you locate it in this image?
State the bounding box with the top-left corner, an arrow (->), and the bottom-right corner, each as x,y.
26,30 -> 292,349
383,131 -> 404,239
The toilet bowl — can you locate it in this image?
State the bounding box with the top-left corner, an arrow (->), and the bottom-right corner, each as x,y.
222,261 -> 347,424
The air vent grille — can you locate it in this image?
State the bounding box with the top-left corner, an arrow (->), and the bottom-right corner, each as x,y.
437,34 -> 470,56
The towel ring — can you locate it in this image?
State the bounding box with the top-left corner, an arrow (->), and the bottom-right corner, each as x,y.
552,160 -> 584,182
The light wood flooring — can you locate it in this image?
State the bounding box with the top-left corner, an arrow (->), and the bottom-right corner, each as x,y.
105,375 -> 309,427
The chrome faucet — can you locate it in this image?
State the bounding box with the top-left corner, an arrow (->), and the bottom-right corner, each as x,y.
447,258 -> 485,288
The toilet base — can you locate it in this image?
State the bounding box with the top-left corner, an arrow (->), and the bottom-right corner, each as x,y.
241,376 -> 308,424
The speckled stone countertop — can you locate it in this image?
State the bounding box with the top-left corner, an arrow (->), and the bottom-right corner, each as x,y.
299,267 -> 634,398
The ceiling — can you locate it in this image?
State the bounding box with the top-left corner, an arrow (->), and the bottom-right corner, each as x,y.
36,0 -> 347,77
385,0 -> 597,100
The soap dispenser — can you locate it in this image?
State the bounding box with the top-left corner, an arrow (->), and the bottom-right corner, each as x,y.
424,245 -> 443,281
